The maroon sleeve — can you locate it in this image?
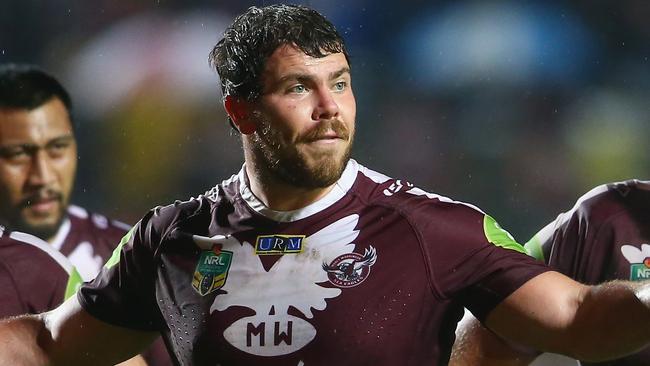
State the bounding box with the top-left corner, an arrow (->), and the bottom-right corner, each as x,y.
77,209 -> 163,331
0,241 -> 70,318
409,198 -> 550,321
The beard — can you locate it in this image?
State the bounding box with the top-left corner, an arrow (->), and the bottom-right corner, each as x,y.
8,190 -> 66,241
249,118 -> 353,189
12,213 -> 64,241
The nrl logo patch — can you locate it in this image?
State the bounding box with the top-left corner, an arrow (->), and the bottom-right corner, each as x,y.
621,244 -> 650,281
322,246 -> 377,288
255,235 -> 305,255
192,245 -> 233,296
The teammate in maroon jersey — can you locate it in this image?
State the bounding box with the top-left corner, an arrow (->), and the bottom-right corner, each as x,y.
451,180 -> 650,366
0,64 -> 130,280
0,64 -> 171,365
3,5 -> 650,366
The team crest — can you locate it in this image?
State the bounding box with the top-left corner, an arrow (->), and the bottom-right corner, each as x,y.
621,244 -> 650,281
322,246 -> 377,288
255,234 -> 305,255
192,245 -> 233,296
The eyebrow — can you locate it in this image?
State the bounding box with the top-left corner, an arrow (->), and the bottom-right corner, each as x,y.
277,67 -> 351,84
0,134 -> 75,151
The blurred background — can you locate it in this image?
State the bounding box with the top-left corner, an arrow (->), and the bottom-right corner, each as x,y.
1,0 -> 648,240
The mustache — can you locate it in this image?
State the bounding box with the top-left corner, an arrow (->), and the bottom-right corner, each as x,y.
18,190 -> 63,209
299,119 -> 350,142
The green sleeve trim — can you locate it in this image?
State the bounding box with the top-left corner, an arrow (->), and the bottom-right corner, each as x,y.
524,235 -> 546,262
483,215 -> 526,254
104,226 -> 136,269
64,267 -> 83,300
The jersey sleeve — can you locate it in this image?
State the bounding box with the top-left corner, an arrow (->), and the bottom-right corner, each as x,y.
77,209 -> 163,331
412,199 -> 551,322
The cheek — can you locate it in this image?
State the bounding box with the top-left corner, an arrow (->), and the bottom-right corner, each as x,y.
268,105 -> 312,139
54,155 -> 77,188
0,166 -> 27,202
339,96 -> 356,129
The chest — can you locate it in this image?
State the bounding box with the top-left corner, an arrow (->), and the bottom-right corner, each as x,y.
153,213 -> 453,365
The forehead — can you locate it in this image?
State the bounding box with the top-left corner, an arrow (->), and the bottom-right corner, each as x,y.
0,98 -> 73,144
262,44 -> 350,81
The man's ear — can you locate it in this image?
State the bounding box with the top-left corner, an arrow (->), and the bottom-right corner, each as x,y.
224,96 -> 256,135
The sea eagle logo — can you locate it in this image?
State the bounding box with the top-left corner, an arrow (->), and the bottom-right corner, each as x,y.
322,246 -> 377,288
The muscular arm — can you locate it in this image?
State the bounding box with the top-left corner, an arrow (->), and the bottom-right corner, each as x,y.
451,310 -> 538,366
0,296 -> 159,366
452,271 -> 650,365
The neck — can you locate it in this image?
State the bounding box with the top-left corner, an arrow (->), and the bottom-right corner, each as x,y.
244,159 -> 337,212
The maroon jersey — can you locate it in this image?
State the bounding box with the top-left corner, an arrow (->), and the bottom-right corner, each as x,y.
79,160 -> 549,365
0,226 -> 81,318
525,179 -> 650,366
50,205 -> 131,282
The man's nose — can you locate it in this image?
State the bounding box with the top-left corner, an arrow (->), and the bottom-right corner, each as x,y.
312,88 -> 340,121
27,150 -> 54,187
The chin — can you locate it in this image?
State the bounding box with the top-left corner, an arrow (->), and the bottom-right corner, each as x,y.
18,216 -> 63,240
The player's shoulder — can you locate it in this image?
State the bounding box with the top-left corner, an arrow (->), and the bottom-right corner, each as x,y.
0,226 -> 73,274
67,204 -> 131,238
567,179 -> 650,223
353,161 -> 486,222
147,178 -> 238,235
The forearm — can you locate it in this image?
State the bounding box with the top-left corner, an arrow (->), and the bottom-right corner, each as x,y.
561,280 -> 650,361
486,272 -> 650,363
450,313 -> 538,366
0,314 -> 51,366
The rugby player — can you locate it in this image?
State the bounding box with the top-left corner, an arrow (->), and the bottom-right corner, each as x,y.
0,64 -> 129,281
452,180 -> 650,366
0,64 -> 170,365
1,5 -> 650,365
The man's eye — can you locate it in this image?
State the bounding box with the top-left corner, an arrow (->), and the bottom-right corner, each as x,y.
333,81 -> 347,91
289,85 -> 307,93
0,148 -> 29,161
50,142 -> 70,151
48,142 -> 70,157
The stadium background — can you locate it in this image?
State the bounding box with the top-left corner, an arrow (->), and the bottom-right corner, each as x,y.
1,0 -> 648,241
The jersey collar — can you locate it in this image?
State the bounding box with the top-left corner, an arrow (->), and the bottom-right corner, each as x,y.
238,159 -> 359,222
50,216 -> 71,251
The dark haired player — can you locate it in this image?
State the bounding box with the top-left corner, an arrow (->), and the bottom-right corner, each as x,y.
3,5 -> 650,366
0,64 -> 129,281
0,64 -> 171,365
452,180 -> 650,366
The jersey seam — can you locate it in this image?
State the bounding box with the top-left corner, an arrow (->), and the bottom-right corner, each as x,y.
583,205 -> 637,270
345,188 -> 446,301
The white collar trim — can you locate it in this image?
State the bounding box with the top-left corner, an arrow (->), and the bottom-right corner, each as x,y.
238,159 -> 359,222
50,217 -> 71,251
